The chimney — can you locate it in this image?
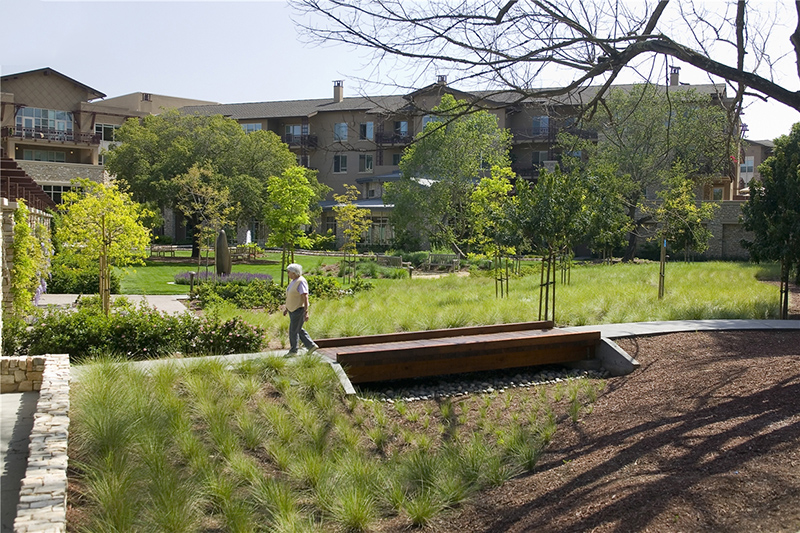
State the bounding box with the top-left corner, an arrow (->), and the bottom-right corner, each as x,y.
669,66 -> 681,86
333,80 -> 344,103
437,75 -> 447,85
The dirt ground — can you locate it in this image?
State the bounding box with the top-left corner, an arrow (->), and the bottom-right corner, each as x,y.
420,284 -> 800,533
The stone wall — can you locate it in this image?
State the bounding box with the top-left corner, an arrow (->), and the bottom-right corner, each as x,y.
15,160 -> 108,185
0,357 -> 46,393
10,353 -> 70,533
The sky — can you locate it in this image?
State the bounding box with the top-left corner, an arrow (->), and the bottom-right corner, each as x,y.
2,0 -> 799,142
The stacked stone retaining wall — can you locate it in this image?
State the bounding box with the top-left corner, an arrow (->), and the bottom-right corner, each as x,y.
1,354 -> 70,533
1,357 -> 46,393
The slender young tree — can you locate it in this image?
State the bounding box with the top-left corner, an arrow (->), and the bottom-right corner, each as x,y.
57,179 -> 152,315
333,184 -> 372,281
263,166 -> 316,285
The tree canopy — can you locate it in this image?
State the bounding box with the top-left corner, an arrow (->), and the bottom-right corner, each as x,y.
583,84 -> 731,259
742,122 -> 800,318
294,1 -> 799,116
105,110 -> 327,255
387,94 -> 512,254
57,179 -> 152,314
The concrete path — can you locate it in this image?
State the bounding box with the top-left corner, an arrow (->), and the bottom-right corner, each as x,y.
1,392 -> 37,533
37,293 -> 190,314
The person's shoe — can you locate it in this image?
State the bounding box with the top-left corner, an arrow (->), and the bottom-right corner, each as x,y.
284,351 -> 298,358
306,345 -> 319,355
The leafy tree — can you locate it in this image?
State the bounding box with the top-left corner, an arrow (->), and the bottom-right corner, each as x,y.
296,1 -> 797,116
515,166 -> 590,320
654,161 -> 718,262
105,110 -> 300,257
263,166 -> 316,285
387,93 -> 512,255
57,179 -> 152,315
587,84 -> 730,259
10,199 -> 52,316
174,164 -> 235,271
334,184 -> 373,256
469,166 -> 519,258
742,122 -> 800,319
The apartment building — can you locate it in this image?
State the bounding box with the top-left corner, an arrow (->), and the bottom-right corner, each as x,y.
1,67 -> 217,205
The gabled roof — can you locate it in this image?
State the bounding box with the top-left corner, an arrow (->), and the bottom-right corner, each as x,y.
1,67 -> 106,100
182,94 -> 410,120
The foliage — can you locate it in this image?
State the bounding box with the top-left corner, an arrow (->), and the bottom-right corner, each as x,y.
742,122 -> 800,318
174,164 -> 235,258
263,166 -> 318,284
306,229 -> 337,251
333,184 -> 372,255
654,161 -> 718,260
15,300 -> 264,360
57,179 -> 152,314
49,253 -> 121,294
387,94 -> 512,253
586,84 -> 731,259
10,199 -> 52,316
174,271 -> 273,286
469,166 -> 520,257
193,278 -> 284,311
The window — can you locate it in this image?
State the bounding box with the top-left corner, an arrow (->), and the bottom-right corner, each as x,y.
41,184 -> 73,204
95,123 -> 119,141
392,153 -> 402,166
285,124 -> 301,136
242,123 -> 262,134
296,155 -> 310,167
740,156 -> 755,174
365,216 -> 391,244
142,93 -> 152,102
333,154 -> 347,173
16,107 -> 74,137
394,121 -> 408,135
532,116 -> 550,135
532,151 -> 550,167
422,115 -> 440,129
359,154 -> 373,173
712,187 -> 724,201
359,122 -> 374,140
334,122 -> 348,141
22,149 -> 66,162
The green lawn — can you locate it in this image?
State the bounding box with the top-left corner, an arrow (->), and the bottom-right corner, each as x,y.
117,253 -> 340,294
203,260 -> 781,351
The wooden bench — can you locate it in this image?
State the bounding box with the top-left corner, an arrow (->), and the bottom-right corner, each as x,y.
229,245 -> 257,261
150,244 -> 178,257
315,321 -> 601,383
425,253 -> 459,272
375,255 -> 414,277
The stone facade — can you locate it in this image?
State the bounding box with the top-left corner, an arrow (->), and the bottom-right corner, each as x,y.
702,201 -> 753,260
15,160 -> 108,186
0,356 -> 46,393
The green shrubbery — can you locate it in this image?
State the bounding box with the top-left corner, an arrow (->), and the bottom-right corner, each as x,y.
5,296 -> 264,361
48,254 -> 121,294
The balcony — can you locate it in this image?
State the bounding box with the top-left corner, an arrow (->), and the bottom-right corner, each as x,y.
281,134 -> 319,149
2,126 -> 101,145
375,132 -> 413,145
510,127 -> 553,142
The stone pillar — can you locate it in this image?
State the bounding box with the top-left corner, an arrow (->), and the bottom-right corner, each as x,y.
2,198 -> 17,317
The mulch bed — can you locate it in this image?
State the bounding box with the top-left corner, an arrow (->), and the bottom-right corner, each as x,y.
425,329 -> 800,533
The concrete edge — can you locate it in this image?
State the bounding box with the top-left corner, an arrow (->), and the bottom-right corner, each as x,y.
596,338 -> 641,376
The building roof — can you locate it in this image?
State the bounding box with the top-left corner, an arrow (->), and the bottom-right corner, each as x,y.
182,94 -> 411,120
0,67 -> 106,100
320,198 -> 393,211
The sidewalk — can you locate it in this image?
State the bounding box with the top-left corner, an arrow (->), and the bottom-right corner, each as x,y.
36,293 -> 190,315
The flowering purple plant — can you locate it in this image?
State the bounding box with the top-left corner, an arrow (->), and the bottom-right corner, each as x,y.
174,271 -> 273,286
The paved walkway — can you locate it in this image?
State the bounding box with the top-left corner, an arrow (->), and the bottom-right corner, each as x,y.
2,317 -> 798,531
36,293 -> 190,314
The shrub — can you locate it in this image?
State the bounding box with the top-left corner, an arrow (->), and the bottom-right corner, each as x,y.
193,278 -> 283,311
306,275 -> 343,299
175,271 -> 273,286
49,254 -> 121,294
307,230 -> 337,251
20,303 -> 265,361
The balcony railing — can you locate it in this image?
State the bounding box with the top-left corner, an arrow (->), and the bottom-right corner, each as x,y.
375,132 -> 413,145
281,134 -> 319,149
1,126 -> 101,145
510,126 -> 597,142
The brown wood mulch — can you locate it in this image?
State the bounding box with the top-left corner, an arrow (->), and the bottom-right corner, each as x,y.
425,328 -> 800,533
